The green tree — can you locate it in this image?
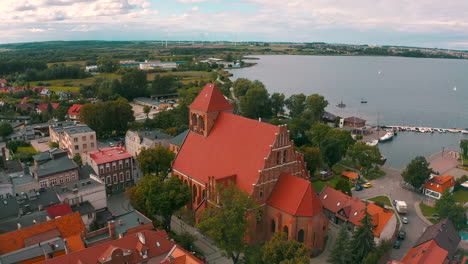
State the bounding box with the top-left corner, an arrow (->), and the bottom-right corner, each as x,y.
328,225 -> 351,264
143,105 -> 151,119
97,78 -> 121,100
402,156 -> 432,189
97,57 -> 120,73
197,183 -> 257,264
298,146 -> 323,176
322,138 -> 342,168
460,139 -> 468,159
233,78 -> 252,97
347,142 -> 384,177
362,251 -> 381,264
435,191 -> 467,231
239,86 -> 272,119
151,75 -> 176,95
53,105 -> 69,121
262,232 -> 309,264
120,69 -> 149,100
137,146 -> 175,177
285,94 -> 306,118
304,94 -> 329,123
129,175 -> 190,232
73,153 -> 82,166
349,206 -> 376,263
306,123 -> 332,147
334,179 -> 352,196
0,122 -> 13,138
270,93 -> 285,116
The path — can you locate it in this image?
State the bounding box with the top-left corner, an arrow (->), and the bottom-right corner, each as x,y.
311,224 -> 338,264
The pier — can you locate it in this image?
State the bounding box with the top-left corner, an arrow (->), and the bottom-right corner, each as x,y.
382,126 -> 468,134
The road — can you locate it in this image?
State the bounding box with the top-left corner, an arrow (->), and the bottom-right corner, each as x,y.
353,166 -> 429,261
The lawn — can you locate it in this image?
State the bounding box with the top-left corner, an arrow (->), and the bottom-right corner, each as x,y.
368,196 -> 392,207
453,190 -> 468,204
146,71 -> 214,82
31,73 -> 121,93
16,146 -> 39,154
311,176 -> 342,192
419,203 -> 437,217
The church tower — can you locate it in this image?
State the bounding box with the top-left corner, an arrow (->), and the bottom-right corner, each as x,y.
188,83 -> 234,137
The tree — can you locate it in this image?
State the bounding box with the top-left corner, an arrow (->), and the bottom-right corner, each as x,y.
347,142 -> 384,177
460,139 -> 468,159
298,146 -> 323,176
120,69 -> 149,100
322,138 -> 342,168
143,105 -> 151,119
73,153 -> 82,166
239,86 -> 272,119
270,93 -> 285,116
129,175 -> 190,232
304,94 -> 329,123
334,179 -> 352,196
137,146 -> 175,177
233,78 -> 252,97
328,225 -> 351,264
306,123 -> 332,147
349,206 -> 376,263
402,156 -> 432,189
262,232 -> 309,264
97,78 -> 121,100
151,75 -> 177,95
285,94 -> 306,118
97,57 -> 120,73
197,183 -> 257,264
362,251 -> 381,264
435,191 -> 467,231
0,122 -> 13,138
53,105 -> 69,121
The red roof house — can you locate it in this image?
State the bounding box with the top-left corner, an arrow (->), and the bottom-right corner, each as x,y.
424,175 -> 456,199
0,79 -> 7,87
86,147 -> 133,165
46,203 -> 73,218
37,103 -> 60,113
20,97 -> 28,104
67,104 -> 82,120
160,245 -> 205,264
401,240 -> 449,264
172,83 -> 327,252
341,171 -> 359,181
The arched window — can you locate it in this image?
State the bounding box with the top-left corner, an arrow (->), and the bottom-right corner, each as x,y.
298,229 -> 305,243
199,116 -> 205,130
271,220 -> 276,233
283,150 -> 287,163
191,114 -> 198,128
192,184 -> 197,199
283,226 -> 289,239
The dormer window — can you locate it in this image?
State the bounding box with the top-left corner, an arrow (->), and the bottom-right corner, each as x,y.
140,250 -> 148,258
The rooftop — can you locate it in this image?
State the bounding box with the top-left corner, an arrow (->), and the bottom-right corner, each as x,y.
35,156 -> 78,178
189,83 -> 234,112
52,178 -> 103,195
87,147 -> 133,165
413,219 -> 460,258
114,210 -> 152,236
131,129 -> 173,141
401,240 -> 448,264
424,175 -> 455,193
67,104 -> 82,115
0,237 -> 66,264
169,129 -> 189,146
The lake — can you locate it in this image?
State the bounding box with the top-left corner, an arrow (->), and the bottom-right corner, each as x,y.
228,55 -> 468,168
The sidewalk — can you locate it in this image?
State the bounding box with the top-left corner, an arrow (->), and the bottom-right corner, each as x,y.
413,201 -> 433,226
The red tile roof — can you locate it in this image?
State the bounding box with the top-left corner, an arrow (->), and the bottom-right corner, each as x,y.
0,79 -> 7,84
172,111 -> 279,194
424,175 -> 455,193
401,240 -> 448,264
20,97 -> 28,104
37,103 -> 59,112
0,212 -> 86,255
37,230 -> 174,264
65,234 -> 86,252
160,245 -> 204,264
87,147 -> 133,165
319,186 -> 394,237
341,171 -> 359,180
189,83 -> 234,112
68,104 -> 82,115
267,173 -> 323,217
46,203 -> 73,218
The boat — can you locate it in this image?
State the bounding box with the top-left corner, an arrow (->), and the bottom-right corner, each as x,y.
366,139 -> 378,147
462,130 -> 468,134
336,101 -> 346,108
361,98 -> 367,104
448,128 -> 460,133
438,128 -> 446,133
379,131 -> 394,142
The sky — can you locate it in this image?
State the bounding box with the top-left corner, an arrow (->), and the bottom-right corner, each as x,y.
1,0 -> 468,50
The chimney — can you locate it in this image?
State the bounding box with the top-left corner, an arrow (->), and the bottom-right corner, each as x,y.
108,221 -> 116,238
17,223 -> 22,230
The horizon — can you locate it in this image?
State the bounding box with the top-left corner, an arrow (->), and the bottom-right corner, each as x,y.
1,0 -> 468,50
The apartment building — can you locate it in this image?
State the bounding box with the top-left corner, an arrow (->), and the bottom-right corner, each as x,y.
125,129 -> 173,157
49,121 -> 97,156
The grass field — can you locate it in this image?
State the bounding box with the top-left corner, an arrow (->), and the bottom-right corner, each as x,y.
146,71 -> 215,83
16,146 -> 39,154
47,61 -> 86,67
311,176 -> 342,192
31,73 -> 120,92
368,196 -> 392,207
419,203 -> 437,217
453,189 -> 468,204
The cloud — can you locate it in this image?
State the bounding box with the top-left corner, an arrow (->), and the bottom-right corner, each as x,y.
29,28 -> 45,32
178,0 -> 206,3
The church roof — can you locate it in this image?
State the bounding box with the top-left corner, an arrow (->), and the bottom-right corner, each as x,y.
267,173 -> 323,217
189,83 -> 234,112
172,111 -> 279,194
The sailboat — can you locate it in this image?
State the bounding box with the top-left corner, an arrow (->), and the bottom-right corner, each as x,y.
361,98 -> 367,104
336,101 -> 346,108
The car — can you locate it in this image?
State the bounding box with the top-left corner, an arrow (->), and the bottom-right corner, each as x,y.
402,217 -> 409,224
109,142 -> 115,147
363,182 -> 373,188
398,231 -> 406,240
393,240 -> 401,249
354,184 -> 363,191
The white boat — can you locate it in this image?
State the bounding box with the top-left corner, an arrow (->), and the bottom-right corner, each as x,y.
438,128 -> 446,133
462,130 -> 468,134
379,131 -> 394,142
366,140 -> 379,147
447,129 -> 460,133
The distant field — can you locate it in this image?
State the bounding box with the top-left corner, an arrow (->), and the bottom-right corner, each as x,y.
47,61 -> 86,67
146,71 -> 214,82
31,73 -> 120,92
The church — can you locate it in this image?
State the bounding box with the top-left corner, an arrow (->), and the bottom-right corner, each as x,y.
172,83 -> 328,253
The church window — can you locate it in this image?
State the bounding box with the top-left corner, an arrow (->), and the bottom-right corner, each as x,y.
298,229 -> 305,243
283,150 -> 287,163
271,220 -> 276,233
283,226 -> 289,239
276,152 -> 281,164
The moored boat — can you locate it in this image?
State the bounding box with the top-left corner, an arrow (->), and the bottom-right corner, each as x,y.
379,131 -> 394,142
366,139 -> 379,146
337,101 -> 346,108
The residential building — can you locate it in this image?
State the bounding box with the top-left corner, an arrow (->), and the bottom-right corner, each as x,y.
134,97 -> 173,110
36,103 -> 59,114
423,174 -> 456,199
37,230 -> 182,264
169,129 -> 189,154
172,83 -> 327,253
33,149 -> 79,188
125,129 -> 173,156
49,121 -> 97,156
40,88 -> 52,96
67,104 -> 82,120
343,116 -> 366,128
319,186 -> 397,244
82,147 -> 134,193
161,245 -> 204,264
9,168 -> 41,194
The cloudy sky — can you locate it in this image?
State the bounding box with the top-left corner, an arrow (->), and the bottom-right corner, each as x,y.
1,0 -> 468,49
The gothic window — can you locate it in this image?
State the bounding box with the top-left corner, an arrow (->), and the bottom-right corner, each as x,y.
283,226 -> 289,239
199,116 -> 205,130
271,220 -> 276,233
298,229 -> 305,243
283,150 -> 287,163
276,152 -> 281,164
191,114 -> 198,128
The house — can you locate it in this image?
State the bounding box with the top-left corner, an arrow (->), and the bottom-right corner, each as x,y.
169,129 -> 189,154
82,147 -> 134,194
49,121 -> 97,156
67,104 -> 82,120
343,116 -> 366,128
37,103 -> 59,114
37,229 -> 185,264
134,97 -> 173,110
172,83 -> 328,252
387,219 -> 461,264
0,79 -> 7,87
125,129 -> 173,156
33,148 -> 79,188
40,88 -> 52,96
341,171 -> 359,181
319,186 -> 397,244
0,212 -> 86,263
161,245 -> 204,264
423,174 -> 456,199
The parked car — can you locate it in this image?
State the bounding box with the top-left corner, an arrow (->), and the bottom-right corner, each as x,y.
354,184 -> 363,191
398,231 -> 406,240
363,182 -> 373,188
393,240 -> 401,249
402,217 -> 409,224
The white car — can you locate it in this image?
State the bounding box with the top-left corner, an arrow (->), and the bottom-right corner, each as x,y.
402,217 -> 409,224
